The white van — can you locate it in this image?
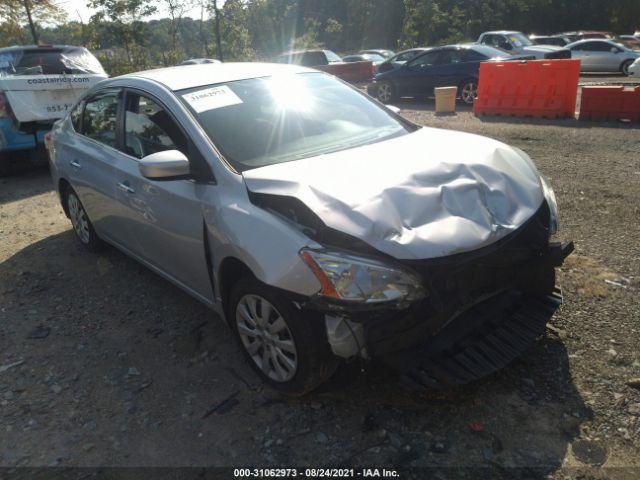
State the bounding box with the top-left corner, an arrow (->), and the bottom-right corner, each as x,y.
0,45 -> 107,169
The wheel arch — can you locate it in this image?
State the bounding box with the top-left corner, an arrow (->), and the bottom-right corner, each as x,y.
58,178 -> 72,217
217,256 -> 256,326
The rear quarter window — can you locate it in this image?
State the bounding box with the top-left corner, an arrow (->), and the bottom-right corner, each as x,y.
70,102 -> 83,131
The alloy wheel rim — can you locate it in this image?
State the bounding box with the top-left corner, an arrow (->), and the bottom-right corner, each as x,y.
68,193 -> 90,244
462,82 -> 477,104
235,294 -> 297,382
378,83 -> 392,102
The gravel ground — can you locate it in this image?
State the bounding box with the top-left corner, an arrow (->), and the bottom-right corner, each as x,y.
0,103 -> 639,479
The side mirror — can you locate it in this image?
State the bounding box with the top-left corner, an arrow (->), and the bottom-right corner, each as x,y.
139,150 -> 190,179
500,42 -> 513,51
611,47 -> 619,53
386,105 -> 400,114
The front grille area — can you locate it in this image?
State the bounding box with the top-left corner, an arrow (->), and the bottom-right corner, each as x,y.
361,201 -> 555,357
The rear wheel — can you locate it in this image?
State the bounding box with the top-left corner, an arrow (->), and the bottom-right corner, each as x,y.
65,187 -> 105,252
459,79 -> 478,105
376,81 -> 396,103
230,277 -> 339,395
621,60 -> 633,76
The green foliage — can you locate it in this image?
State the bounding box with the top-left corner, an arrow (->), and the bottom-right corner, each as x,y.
1,0 -> 639,75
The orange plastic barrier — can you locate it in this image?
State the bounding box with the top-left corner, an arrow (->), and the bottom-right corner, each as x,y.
473,59 -> 581,118
579,85 -> 640,122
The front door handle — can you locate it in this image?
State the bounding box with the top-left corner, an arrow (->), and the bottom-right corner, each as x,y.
69,160 -> 81,169
117,182 -> 135,194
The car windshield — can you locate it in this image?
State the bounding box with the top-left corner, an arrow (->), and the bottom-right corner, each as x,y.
0,47 -> 104,76
508,33 -> 534,47
179,72 -> 413,172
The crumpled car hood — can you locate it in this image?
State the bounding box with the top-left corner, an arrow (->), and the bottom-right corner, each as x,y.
242,127 -> 544,260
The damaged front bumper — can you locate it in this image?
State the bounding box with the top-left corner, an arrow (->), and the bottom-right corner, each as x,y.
311,203 -> 574,387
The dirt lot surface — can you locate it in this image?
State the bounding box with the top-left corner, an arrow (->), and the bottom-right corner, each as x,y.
1,103 -> 639,479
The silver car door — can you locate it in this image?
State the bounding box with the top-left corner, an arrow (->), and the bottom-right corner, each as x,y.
110,90 -> 213,301
61,88 -> 124,241
583,41 -> 615,71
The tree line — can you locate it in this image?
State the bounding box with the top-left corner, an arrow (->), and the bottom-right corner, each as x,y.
1,0 -> 639,75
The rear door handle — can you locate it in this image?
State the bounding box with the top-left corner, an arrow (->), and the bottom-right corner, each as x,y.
69,160 -> 81,169
117,182 -> 135,194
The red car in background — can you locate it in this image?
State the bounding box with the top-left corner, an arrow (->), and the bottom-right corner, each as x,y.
276,49 -> 374,83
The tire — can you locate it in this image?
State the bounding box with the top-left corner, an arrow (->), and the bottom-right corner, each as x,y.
621,60 -> 633,76
459,78 -> 478,105
229,277 -> 339,395
376,81 -> 396,103
64,187 -> 105,252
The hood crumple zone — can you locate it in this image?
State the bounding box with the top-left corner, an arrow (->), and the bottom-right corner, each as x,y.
242,127 -> 545,260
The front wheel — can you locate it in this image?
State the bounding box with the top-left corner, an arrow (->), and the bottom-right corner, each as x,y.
65,187 -> 104,252
376,81 -> 396,103
230,278 -> 339,395
459,79 -> 478,105
621,60 -> 633,76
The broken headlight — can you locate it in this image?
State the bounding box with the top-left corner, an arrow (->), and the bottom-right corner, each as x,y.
540,175 -> 558,234
300,249 -> 425,304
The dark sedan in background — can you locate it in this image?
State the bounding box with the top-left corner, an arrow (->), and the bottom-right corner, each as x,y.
368,44 -> 533,105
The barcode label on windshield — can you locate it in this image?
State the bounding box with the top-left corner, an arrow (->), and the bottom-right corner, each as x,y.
182,85 -> 243,113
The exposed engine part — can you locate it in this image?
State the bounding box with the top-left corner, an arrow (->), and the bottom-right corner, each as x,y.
325,314 -> 368,359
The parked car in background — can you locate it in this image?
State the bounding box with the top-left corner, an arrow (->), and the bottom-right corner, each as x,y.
619,35 -> 640,48
359,49 -> 395,59
48,62 -> 571,394
369,44 -> 534,105
558,31 -> 639,49
529,35 -> 570,47
478,31 -> 571,59
343,53 -> 385,72
577,31 -> 611,39
628,57 -> 640,77
566,39 -> 640,75
276,49 -> 374,83
0,45 -> 106,170
376,48 -> 430,73
181,58 -> 221,65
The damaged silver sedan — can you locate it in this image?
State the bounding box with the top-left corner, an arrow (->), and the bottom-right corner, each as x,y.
48,63 -> 573,394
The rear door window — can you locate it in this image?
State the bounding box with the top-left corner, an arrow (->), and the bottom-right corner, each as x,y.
82,90 -> 120,147
408,51 -> 440,68
579,41 -> 610,51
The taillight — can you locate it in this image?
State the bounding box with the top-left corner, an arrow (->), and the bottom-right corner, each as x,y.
0,91 -> 8,118
44,132 -> 53,150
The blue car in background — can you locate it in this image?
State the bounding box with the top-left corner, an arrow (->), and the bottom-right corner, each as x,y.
368,44 -> 533,105
0,45 -> 106,172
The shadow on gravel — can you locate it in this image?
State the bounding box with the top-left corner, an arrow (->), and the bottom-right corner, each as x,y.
0,164 -> 52,204
0,231 -> 593,475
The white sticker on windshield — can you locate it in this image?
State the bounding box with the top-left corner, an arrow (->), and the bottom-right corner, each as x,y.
182,85 -> 243,113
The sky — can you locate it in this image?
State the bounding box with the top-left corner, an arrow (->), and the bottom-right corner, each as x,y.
56,0 -> 208,23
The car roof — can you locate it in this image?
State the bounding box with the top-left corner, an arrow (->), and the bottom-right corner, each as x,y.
119,62 -> 314,91
482,31 -> 522,35
566,39 -> 622,47
278,49 -> 330,56
0,44 -> 86,53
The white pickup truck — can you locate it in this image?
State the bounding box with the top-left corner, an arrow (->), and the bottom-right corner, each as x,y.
477,31 -> 571,59
0,45 -> 107,168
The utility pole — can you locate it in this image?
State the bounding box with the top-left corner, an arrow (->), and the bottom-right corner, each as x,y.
213,0 -> 223,61
23,0 -> 39,44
